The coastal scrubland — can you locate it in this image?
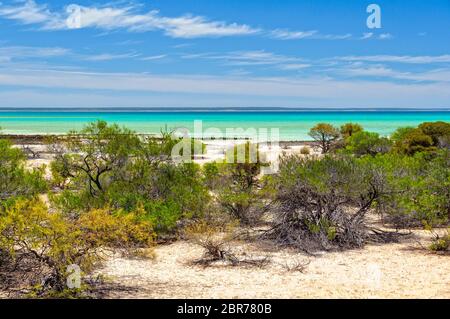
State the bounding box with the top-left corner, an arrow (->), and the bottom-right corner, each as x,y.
0,120 -> 449,298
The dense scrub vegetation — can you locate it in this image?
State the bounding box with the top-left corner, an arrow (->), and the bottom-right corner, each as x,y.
306,122 -> 449,225
49,121 -> 210,233
204,142 -> 273,226
0,120 -> 448,297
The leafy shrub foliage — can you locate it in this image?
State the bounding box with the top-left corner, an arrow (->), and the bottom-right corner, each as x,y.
340,122 -> 364,139
49,121 -> 210,233
308,123 -> 340,154
344,131 -> 392,156
0,198 -> 154,296
266,154 -> 388,251
0,139 -> 47,201
370,151 -> 450,226
429,229 -> 450,252
204,143 -> 273,225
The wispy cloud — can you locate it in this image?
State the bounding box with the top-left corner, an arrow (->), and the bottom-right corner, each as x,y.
219,51 -> 302,66
332,63 -> 450,83
0,1 -> 260,38
172,43 -> 193,49
338,55 -> 450,64
270,29 -> 318,40
1,68 -> 449,108
378,33 -> 393,40
0,1 -> 360,42
360,32 -> 373,40
115,40 -> 144,46
278,63 -> 311,70
270,29 -> 351,40
338,66 -> 409,78
0,0 -> 52,24
0,45 -> 69,62
83,52 -> 140,61
182,50 -> 309,72
140,54 -> 167,61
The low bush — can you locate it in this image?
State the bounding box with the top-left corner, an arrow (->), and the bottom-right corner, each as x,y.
204,143 -> 274,226
300,146 -> 311,155
0,139 -> 47,201
372,151 -> 449,226
344,131 -> 392,156
266,154 -> 388,251
0,198 -> 154,297
340,123 -> 364,139
308,123 -> 340,154
429,229 -> 450,252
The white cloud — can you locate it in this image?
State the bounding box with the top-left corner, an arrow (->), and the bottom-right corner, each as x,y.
140,54 -> 167,61
223,51 -> 301,66
378,33 -> 393,40
0,0 -> 51,24
270,29 -> 318,40
318,33 -> 352,40
333,64 -> 450,83
1,68 -> 449,106
338,55 -> 450,64
83,52 -> 140,61
278,63 -> 311,70
156,15 -> 259,38
0,45 -> 69,62
181,50 -> 316,73
0,1 -> 259,38
341,66 -> 408,78
0,2 -> 358,41
270,29 -> 351,40
360,32 -> 373,40
183,50 -> 305,68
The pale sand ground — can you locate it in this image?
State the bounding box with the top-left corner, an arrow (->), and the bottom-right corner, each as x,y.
96,230 -> 449,299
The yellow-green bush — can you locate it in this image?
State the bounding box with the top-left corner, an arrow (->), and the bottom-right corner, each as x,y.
300,146 -> 311,155
0,198 -> 154,296
429,229 -> 450,252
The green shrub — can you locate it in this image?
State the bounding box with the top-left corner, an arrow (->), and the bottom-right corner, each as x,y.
0,139 -> 47,202
344,131 -> 391,156
300,146 -> 311,155
0,198 -> 154,297
308,123 -> 340,154
418,121 -> 450,146
340,123 -> 364,139
49,121 -> 210,234
267,154 -> 387,250
205,143 -> 273,225
429,229 -> 450,252
360,151 -> 449,226
392,128 -> 436,155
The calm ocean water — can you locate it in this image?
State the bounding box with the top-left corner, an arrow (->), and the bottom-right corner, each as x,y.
1,110 -> 449,141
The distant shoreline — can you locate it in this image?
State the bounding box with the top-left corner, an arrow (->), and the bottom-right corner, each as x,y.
1,107 -> 450,113
0,134 -> 314,145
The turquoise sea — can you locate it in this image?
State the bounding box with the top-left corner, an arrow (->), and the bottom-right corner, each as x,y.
1,109 -> 449,141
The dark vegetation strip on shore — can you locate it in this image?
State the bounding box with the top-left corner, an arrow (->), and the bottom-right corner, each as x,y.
0,134 -> 315,146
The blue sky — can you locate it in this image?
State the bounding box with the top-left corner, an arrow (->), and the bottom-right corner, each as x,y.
0,0 -> 449,108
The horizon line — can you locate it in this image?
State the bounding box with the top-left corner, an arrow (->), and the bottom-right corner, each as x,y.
0,107 -> 450,113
